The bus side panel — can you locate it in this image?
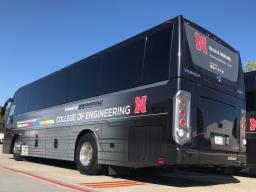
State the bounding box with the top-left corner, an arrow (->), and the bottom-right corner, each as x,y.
7,82 -> 172,167
27,129 -> 46,158
13,127 -> 69,161
44,127 -> 69,160
96,114 -> 168,168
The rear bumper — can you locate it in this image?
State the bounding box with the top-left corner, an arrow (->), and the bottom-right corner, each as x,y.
176,148 -> 246,167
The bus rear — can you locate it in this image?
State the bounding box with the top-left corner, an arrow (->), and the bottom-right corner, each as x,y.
171,17 -> 246,168
244,71 -> 256,169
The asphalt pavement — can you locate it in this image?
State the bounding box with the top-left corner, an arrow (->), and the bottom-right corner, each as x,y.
0,144 -> 256,192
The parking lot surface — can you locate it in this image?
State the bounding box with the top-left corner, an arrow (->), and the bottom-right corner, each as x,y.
0,145 -> 255,192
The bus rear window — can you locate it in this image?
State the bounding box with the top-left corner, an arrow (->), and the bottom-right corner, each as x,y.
184,23 -> 239,82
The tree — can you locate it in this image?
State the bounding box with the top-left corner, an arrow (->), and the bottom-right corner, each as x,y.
244,60 -> 256,72
0,106 -> 9,130
0,106 -> 3,129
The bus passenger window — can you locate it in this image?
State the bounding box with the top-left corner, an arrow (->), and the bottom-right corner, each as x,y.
143,26 -> 172,84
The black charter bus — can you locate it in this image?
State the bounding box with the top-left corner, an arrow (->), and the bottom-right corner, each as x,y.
244,71 -> 256,168
1,16 -> 246,175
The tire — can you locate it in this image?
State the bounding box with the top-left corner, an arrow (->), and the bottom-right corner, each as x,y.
75,133 -> 102,175
13,137 -> 23,161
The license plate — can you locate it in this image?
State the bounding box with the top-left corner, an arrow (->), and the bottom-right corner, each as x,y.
214,136 -> 224,145
228,155 -> 237,161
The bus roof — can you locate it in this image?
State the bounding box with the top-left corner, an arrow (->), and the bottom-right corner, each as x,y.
14,15 -> 240,95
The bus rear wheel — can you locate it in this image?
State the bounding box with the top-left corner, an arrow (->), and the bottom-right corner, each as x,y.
13,137 -> 23,161
75,133 -> 102,175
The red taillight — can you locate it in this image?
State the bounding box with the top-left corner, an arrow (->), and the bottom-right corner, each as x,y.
173,90 -> 191,145
180,119 -> 186,127
179,109 -> 186,116
240,110 -> 246,147
241,131 -> 245,137
179,101 -> 186,126
179,100 -> 185,107
241,116 -> 246,138
158,157 -> 164,165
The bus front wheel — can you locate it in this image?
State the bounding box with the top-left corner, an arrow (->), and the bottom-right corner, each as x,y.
13,137 -> 23,161
75,133 -> 102,175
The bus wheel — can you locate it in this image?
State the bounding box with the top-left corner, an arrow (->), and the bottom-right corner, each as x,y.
13,137 -> 23,161
75,133 -> 101,175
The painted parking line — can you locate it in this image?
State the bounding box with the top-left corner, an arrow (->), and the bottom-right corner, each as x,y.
0,165 -> 95,192
80,180 -> 144,188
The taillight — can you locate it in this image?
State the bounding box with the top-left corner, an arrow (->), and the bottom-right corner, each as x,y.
179,109 -> 186,116
241,109 -> 246,146
173,90 -> 191,145
179,100 -> 185,107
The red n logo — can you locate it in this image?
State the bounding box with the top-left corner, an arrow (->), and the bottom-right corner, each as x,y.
195,32 -> 208,55
134,95 -> 147,114
250,118 -> 256,131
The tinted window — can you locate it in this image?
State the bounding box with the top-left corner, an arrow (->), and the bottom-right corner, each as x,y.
14,85 -> 32,114
29,80 -> 47,111
101,38 -> 145,94
246,91 -> 256,111
184,23 -> 239,82
45,70 -> 69,107
68,57 -> 101,102
142,25 -> 172,84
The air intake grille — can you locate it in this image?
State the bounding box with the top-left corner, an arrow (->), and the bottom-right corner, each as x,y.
197,108 -> 204,133
128,126 -> 161,162
232,118 -> 238,139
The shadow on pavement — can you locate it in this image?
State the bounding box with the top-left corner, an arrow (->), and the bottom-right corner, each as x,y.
21,157 -> 77,170
15,157 -> 240,187
116,167 -> 240,187
235,168 -> 256,178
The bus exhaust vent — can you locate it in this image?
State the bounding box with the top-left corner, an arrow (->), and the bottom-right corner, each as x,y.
128,126 -> 162,162
197,108 -> 204,133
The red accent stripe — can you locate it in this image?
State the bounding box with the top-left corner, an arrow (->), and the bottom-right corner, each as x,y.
80,180 -> 144,188
27,122 -> 33,127
0,165 -> 93,192
81,180 -> 138,185
84,183 -> 143,188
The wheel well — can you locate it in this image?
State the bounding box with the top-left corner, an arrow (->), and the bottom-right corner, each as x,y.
10,134 -> 19,154
74,129 -> 94,158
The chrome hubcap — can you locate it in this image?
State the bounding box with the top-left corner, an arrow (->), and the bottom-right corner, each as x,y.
13,140 -> 21,154
79,142 -> 93,166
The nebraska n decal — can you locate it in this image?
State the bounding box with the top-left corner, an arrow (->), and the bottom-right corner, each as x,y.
134,95 -> 147,114
250,118 -> 256,131
195,32 -> 208,55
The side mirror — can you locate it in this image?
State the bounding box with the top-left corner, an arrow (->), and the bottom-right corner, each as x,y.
0,97 -> 13,118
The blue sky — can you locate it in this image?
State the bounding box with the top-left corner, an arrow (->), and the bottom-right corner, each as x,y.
0,0 -> 255,104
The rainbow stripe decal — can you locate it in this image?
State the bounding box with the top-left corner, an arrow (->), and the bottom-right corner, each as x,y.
39,119 -> 55,126
17,119 -> 55,128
